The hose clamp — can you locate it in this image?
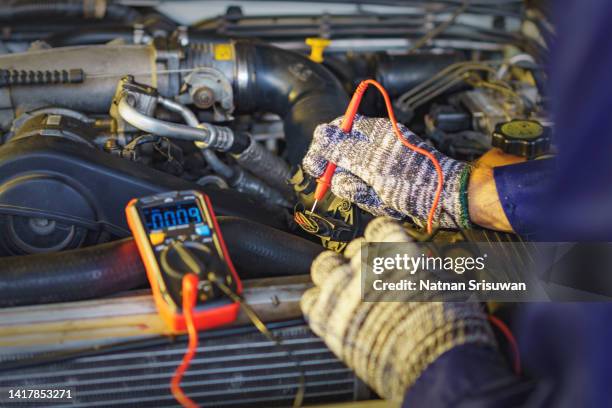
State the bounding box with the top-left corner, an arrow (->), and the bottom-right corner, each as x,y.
198,124 -> 234,151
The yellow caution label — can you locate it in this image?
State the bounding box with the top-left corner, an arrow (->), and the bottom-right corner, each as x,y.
214,44 -> 234,61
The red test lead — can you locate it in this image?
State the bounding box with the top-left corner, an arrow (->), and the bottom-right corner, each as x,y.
171,273 -> 201,408
311,79 -> 444,234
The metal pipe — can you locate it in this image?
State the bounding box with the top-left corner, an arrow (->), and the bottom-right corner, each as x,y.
157,96 -> 235,179
118,97 -> 212,144
156,97 -> 289,206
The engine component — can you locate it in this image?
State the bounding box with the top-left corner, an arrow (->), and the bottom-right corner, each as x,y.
372,53 -> 463,98
8,109 -> 98,146
0,39 -> 347,165
231,133 -> 292,194
0,0 -> 140,22
289,166 -> 363,252
115,77 -> 237,152
0,110 -> 110,254
0,238 -> 146,307
492,119 -> 551,159
0,135 -> 286,256
456,88 -> 522,135
151,91 -> 241,179
0,44 -> 162,129
294,207 -> 357,243
115,79 -> 291,206
394,61 -> 498,123
0,216 -> 323,307
181,67 -> 235,121
232,41 -> 347,164
0,68 -> 83,87
229,167 -> 290,208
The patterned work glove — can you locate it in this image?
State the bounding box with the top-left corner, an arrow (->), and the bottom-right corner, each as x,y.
301,217 -> 497,404
302,115 -> 471,228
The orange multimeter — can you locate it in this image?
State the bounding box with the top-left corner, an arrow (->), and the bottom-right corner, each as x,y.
126,190 -> 242,333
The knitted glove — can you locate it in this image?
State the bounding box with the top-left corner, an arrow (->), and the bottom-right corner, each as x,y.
303,115 -> 471,228
301,217 -> 497,404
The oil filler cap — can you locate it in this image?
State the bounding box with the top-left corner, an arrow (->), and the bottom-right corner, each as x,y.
492,119 -> 551,159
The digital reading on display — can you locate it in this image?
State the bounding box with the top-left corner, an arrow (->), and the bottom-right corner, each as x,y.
143,201 -> 203,231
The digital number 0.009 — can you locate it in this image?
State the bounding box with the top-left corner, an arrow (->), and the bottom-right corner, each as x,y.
148,206 -> 202,230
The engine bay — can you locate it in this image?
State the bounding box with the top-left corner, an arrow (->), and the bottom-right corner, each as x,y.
0,2 -> 547,256
0,0 -> 550,406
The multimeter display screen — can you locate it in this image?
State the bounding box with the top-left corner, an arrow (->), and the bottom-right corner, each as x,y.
143,202 -> 203,231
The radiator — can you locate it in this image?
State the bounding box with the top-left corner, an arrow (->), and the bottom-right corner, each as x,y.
0,320 -> 372,407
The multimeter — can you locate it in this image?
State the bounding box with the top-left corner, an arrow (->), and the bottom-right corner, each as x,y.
126,190 -> 242,333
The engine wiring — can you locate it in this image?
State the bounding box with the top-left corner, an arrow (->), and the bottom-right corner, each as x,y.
463,73 -> 525,117
294,210 -> 319,234
395,60 -> 501,114
395,57 -> 536,120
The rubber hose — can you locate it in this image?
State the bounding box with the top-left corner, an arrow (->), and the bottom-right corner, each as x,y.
233,41 -> 348,164
0,217 -> 323,307
0,238 -> 144,308
218,216 -> 324,279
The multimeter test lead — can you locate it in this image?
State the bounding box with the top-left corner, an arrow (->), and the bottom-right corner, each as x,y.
311,79 -> 444,234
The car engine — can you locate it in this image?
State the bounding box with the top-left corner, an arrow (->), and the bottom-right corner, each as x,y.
0,0 -> 549,406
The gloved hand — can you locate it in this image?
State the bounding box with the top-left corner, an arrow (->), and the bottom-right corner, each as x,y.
303,115 -> 471,228
301,217 -> 497,404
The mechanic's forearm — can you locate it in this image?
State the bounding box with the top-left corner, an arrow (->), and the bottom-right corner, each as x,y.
468,165 -> 513,232
466,148 -> 526,232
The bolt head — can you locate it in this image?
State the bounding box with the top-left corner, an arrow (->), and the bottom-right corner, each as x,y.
193,87 -> 215,109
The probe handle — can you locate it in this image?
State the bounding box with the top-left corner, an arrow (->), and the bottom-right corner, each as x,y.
313,84 -> 364,204
314,163 -> 337,202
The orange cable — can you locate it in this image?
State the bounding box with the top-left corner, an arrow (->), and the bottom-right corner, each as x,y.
171,274 -> 201,408
317,79 -> 444,233
487,314 -> 521,375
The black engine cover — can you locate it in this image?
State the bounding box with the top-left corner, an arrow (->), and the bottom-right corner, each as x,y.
0,136 -> 286,255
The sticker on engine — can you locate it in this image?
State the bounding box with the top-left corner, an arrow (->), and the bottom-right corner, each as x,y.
214,44 -> 234,61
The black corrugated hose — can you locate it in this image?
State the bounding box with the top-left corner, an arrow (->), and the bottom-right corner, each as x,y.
0,217 -> 323,307
232,41 -> 349,164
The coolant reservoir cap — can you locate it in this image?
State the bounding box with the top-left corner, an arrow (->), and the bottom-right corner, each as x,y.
492,119 -> 551,159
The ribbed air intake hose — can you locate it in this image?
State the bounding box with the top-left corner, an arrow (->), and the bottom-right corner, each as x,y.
0,217 -> 323,307
232,41 -> 348,164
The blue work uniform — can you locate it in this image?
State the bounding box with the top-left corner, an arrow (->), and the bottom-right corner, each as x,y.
403,1 -> 612,406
